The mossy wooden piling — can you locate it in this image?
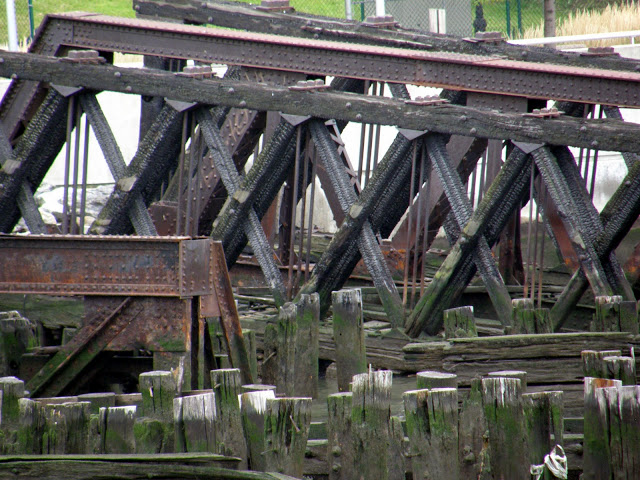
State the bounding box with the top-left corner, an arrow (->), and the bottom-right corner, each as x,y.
487,369 -> 527,392
173,393 -> 216,453
242,329 -> 259,382
263,397 -> 312,477
593,295 -> 638,333
327,392 -> 353,480
403,387 -> 459,480
443,306 -> 477,338
276,303 -> 297,396
512,298 -> 553,334
416,370 -> 457,390
0,376 -> 25,453
332,289 -> 367,392
351,370 -> 393,480
481,376 -> 528,479
459,377 -> 485,479
240,389 -> 275,471
523,391 -> 564,466
210,368 -> 247,467
99,405 -> 137,454
582,377 -> 622,480
294,293 -> 320,398
138,371 -> 177,453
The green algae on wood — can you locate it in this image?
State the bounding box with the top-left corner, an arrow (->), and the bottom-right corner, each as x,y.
99,405 -> 137,454
294,293 -> 320,398
403,387 -> 459,480
240,389 -> 275,471
173,393 -> 216,453
416,370 -> 457,390
332,289 -> 367,392
327,392 -> 354,480
211,368 -> 247,468
523,391 -> 564,466
481,377 -> 528,480
443,306 -> 477,339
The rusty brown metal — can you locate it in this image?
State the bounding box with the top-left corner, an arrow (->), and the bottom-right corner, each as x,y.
0,235 -> 213,297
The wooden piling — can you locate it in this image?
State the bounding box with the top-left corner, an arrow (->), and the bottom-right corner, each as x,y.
351,370 -> 393,480
41,402 -> 91,454
294,293 -> 320,398
582,377 -> 623,480
261,323 -> 277,386
603,355 -> 637,385
77,393 -> 116,415
459,377 -> 486,479
487,370 -> 527,392
593,295 -> 638,333
276,303 -> 297,396
403,387 -> 459,480
242,329 -> 259,382
332,289 -> 367,392
511,298 -> 553,334
210,368 -> 247,467
0,376 -> 25,454
99,405 -> 137,454
138,371 -> 176,453
0,312 -> 35,377
523,391 -> 564,466
481,377 -> 528,479
582,349 -> 622,378
416,370 -> 457,390
17,398 -> 45,454
388,415 -> 406,480
240,389 -> 275,471
263,397 -> 312,477
594,385 -> 640,479
327,392 -> 354,480
173,392 -> 216,453
443,306 -> 477,338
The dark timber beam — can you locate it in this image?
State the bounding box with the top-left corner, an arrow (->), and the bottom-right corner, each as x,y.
197,107 -> 287,307
1,51 -> 640,153
0,89 -> 68,233
405,148 -> 533,337
425,134 -> 513,327
89,103 -> 183,235
552,155 -> 640,330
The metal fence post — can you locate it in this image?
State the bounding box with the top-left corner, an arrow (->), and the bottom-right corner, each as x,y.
5,0 -> 19,51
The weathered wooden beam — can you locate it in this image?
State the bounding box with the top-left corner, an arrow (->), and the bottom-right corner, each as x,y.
2,52 -> 640,153
405,148 -> 533,337
0,89 -> 68,233
553,150 -> 640,330
310,119 -> 405,329
198,107 -> 287,307
88,103 -> 183,235
426,134 -> 513,327
79,93 -> 157,236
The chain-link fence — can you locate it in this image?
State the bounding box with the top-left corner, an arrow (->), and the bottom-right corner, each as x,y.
0,0 -> 35,49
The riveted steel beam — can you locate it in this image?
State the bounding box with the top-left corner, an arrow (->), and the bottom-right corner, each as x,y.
133,0 -> 640,75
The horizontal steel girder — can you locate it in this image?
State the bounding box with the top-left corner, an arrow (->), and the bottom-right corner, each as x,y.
0,235 -> 216,297
2,51 -> 640,154
27,13 -> 640,107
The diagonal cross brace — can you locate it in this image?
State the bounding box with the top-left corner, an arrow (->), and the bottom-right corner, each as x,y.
405,147 -> 533,337
197,107 -> 287,307
531,146 -> 612,297
80,94 -> 157,236
553,151 -> 640,330
309,119 -> 405,329
425,134 -> 513,326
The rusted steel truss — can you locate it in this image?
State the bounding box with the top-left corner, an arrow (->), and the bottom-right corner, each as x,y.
0,4 -> 640,344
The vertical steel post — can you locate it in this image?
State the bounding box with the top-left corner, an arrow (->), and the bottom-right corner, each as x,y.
5,0 -> 18,52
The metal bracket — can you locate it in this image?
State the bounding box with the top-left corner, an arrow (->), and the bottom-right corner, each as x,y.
280,113 -> 311,126
165,99 -> 198,112
60,49 -> 106,64
256,0 -> 294,13
288,79 -> 331,92
512,141 -> 545,154
362,15 -> 399,29
464,31 -> 505,43
581,47 -> 620,57
176,65 -> 216,79
51,85 -> 83,98
404,96 -> 449,106
397,128 -> 428,140
523,107 -> 564,119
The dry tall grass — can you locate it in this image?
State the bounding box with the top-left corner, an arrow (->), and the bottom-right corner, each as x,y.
524,2 -> 640,46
